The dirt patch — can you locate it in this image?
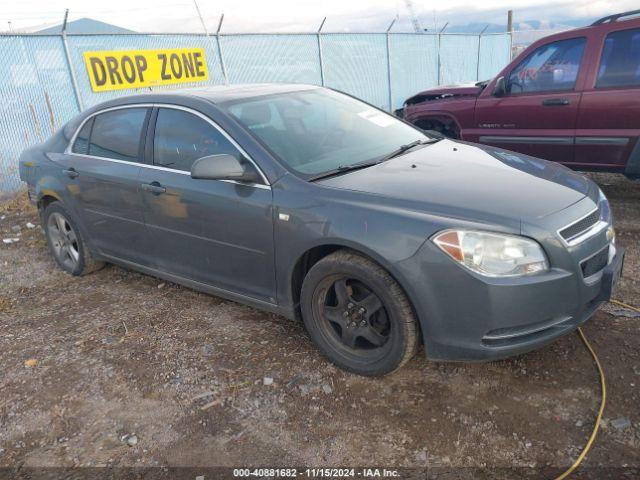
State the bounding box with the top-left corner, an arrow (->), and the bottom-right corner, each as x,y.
0,174 -> 639,477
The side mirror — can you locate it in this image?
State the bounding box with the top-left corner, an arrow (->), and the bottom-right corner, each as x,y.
493,76 -> 506,97
191,154 -> 261,184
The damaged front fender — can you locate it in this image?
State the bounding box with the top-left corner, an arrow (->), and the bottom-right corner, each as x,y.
404,82 -> 485,107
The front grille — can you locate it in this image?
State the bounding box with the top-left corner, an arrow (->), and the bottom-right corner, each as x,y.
581,246 -> 609,278
560,208 -> 600,241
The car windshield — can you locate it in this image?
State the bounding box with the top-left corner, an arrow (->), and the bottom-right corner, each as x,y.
222,88 -> 432,179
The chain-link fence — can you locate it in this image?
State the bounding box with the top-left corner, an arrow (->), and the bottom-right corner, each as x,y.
0,31 -> 511,194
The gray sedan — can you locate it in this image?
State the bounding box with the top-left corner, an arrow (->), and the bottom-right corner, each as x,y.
19,84 -> 624,376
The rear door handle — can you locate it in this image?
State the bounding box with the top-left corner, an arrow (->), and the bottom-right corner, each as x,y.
63,168 -> 79,179
542,98 -> 571,106
141,182 -> 166,195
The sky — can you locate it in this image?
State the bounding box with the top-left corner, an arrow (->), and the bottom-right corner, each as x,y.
0,0 -> 638,33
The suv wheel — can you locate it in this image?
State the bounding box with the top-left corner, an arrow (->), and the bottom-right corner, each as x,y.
43,202 -> 104,276
300,250 -> 419,376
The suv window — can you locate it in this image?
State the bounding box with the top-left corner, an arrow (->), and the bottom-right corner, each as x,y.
153,108 -> 239,172
597,28 -> 640,89
71,117 -> 93,155
507,37 -> 586,94
89,108 -> 148,162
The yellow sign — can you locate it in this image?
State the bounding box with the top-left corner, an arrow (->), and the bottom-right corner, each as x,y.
83,48 -> 209,92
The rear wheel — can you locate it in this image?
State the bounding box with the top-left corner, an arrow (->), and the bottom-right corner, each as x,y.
43,202 -> 104,276
300,250 -> 419,376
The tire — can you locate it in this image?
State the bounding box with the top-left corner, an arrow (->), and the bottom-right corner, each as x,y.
42,202 -> 104,276
300,250 -> 419,376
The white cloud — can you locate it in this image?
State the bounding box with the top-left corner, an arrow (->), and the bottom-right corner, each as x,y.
0,0 -> 638,32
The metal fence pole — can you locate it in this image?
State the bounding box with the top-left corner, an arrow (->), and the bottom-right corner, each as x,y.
507,10 -> 514,60
193,1 -> 228,85
60,10 -> 83,111
385,18 -> 396,112
216,14 -> 229,85
317,17 -> 326,86
437,23 -> 448,85
476,25 -> 489,81
437,34 -> 441,85
509,30 -> 515,60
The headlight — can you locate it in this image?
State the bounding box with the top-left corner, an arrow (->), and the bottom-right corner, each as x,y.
432,230 -> 549,277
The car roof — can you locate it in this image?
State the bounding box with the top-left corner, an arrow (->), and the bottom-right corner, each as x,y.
181,83 -> 321,102
66,83 -> 325,146
103,83 -> 321,107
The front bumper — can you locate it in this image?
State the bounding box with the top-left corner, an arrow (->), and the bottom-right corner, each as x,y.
396,237 -> 624,362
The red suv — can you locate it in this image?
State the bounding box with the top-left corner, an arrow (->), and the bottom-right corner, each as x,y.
399,10 -> 640,178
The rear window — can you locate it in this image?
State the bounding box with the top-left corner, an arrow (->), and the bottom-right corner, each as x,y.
71,117 -> 93,155
597,28 -> 640,89
88,108 -> 148,162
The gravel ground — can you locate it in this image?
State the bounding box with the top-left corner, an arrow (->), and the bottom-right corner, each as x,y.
0,173 -> 638,478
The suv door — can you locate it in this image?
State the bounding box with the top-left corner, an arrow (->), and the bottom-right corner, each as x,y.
474,37 -> 587,164
58,106 -> 152,263
575,26 -> 640,173
140,106 -> 276,303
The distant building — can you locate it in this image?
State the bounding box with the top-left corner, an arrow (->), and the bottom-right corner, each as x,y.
35,18 -> 135,34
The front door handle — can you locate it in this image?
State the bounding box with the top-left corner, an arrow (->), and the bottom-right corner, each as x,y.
141,182 -> 166,195
542,98 -> 571,106
63,168 -> 79,179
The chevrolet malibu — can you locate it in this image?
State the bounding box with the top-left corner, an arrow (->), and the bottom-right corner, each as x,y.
19,84 -> 624,376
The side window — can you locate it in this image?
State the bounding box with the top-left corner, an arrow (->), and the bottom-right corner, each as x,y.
597,28 -> 640,89
71,118 -> 93,154
89,108 -> 148,162
153,108 -> 240,172
507,38 -> 586,94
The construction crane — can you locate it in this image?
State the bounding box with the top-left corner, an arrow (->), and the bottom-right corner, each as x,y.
404,0 -> 424,33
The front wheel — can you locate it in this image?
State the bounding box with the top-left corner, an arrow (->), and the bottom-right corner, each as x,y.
300,250 -> 419,376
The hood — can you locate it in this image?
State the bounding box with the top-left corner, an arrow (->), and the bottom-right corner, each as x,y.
406,83 -> 483,104
317,140 -> 596,227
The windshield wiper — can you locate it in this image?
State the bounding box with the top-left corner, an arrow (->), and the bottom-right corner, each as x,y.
308,138 -> 442,182
308,160 -> 380,182
379,138 -> 441,162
